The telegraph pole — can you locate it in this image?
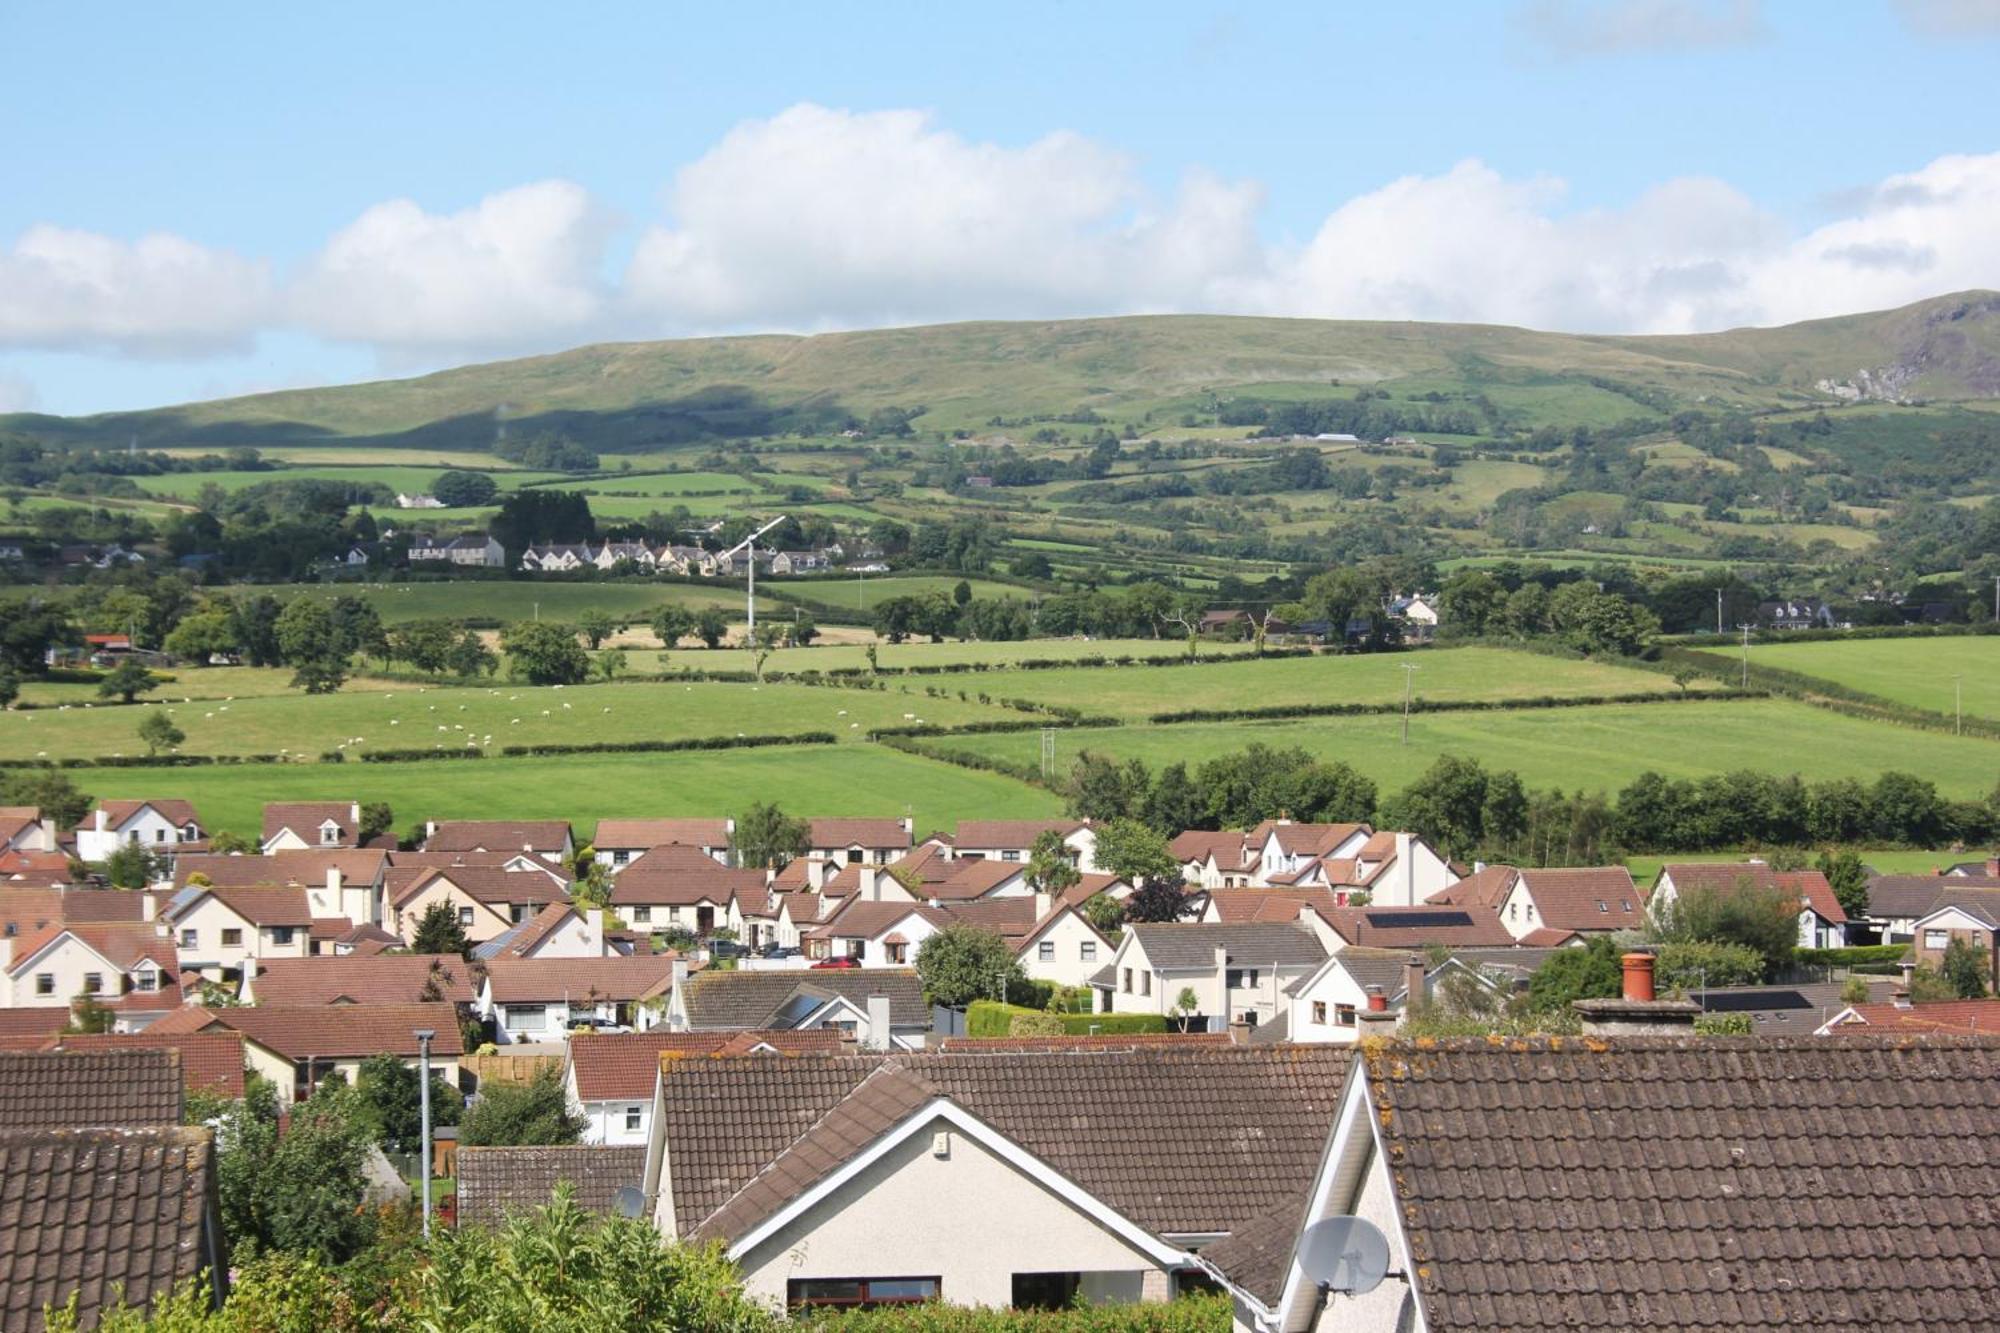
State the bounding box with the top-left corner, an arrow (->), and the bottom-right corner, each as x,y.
1955,674 -> 1964,735
413,1027 -> 435,1238
1716,587 -> 1723,635
1400,663 -> 1419,745
1737,623 -> 1752,690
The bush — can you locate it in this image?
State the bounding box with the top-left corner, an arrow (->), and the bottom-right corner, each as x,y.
1694,1013 -> 1754,1036
966,1002 -> 1166,1037
1653,940 -> 1763,994
1794,944 -> 1910,969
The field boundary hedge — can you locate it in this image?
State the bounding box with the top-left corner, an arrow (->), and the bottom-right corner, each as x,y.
1664,645 -> 2000,741
1147,687 -> 1759,725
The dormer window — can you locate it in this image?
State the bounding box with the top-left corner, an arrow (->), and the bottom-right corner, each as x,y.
320,822 -> 340,846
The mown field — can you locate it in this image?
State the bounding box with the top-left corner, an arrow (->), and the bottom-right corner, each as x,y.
1692,635 -> 2000,721
932,698 -> 2000,799
633,636 -> 1259,674
237,581 -> 754,623
0,677 -> 1022,761
73,743 -> 1064,843
135,466 -> 563,499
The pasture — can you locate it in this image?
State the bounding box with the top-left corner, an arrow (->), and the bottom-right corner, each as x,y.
1700,635 -> 2000,721
73,743 -> 1064,843
237,581 -> 751,623
634,636 -> 1259,675
933,698 -> 2000,800
0,676 -> 1024,761
136,466 -> 561,498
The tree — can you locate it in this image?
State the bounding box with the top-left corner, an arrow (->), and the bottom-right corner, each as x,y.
872,595 -> 921,644
1082,892 -> 1126,934
460,1066 -> 585,1146
96,658 -> 158,704
411,901 -> 472,959
1092,817 -> 1179,887
1652,880 -> 1800,977
1380,754 -> 1500,862
1169,986 -> 1201,1032
1025,830 -> 1080,899
694,607 -> 729,649
790,614 -> 819,647
502,620 -> 591,685
953,579 -> 973,606
66,994 -> 116,1034
0,768 -> 92,829
275,599 -> 349,694
577,608 -> 617,650
650,605 -> 695,649
735,801 -> 810,870
1064,751 -> 1148,822
1816,848 -> 1870,919
101,841 -> 161,888
915,924 -> 1022,1007
354,1052 -> 463,1152
1941,937 -> 1990,998
447,629 -> 498,678
388,619 -> 458,674
0,664 -> 17,710
357,803 -> 394,845
1527,936 -> 1622,1011
137,709 -> 184,756
432,469 -> 498,507
162,606 -> 238,663
216,1081 -> 377,1262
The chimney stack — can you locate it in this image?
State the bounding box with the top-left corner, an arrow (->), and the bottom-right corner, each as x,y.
863,993 -> 892,1052
1366,985 -> 1388,1013
1403,953 -> 1427,1011
1034,890 -> 1052,920
1573,951 -> 1699,1035
1894,960 -> 1916,1007
858,865 -> 879,901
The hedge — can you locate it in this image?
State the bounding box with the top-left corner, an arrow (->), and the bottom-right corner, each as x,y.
965,1002 -> 1169,1037
499,731 -> 836,757
1147,687 -> 1759,725
800,1292 -> 1232,1331
1794,944 -> 1910,968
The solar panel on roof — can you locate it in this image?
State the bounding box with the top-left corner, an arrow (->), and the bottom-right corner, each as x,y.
1367,910 -> 1473,929
1700,990 -> 1812,1013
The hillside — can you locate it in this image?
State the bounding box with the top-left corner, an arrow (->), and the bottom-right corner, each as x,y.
8,292 -> 1998,454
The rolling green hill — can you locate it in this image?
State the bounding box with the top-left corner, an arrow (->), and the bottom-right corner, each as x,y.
9,292 -> 1997,452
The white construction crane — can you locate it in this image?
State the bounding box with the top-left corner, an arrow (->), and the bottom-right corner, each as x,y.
718,515 -> 789,643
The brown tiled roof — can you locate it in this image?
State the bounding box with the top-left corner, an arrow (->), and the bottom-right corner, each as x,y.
1511,866 -> 1644,930
808,818 -> 910,850
679,968 -> 925,1030
1360,1035 -> 2000,1331
175,849 -> 385,889
93,799 -> 201,831
608,846 -> 764,907
1195,1197 -> 1305,1307
593,818 -> 730,850
1256,821 -> 1369,857
55,1032 -> 246,1099
802,900 -> 949,943
1169,829 -> 1244,864
924,858 -> 1025,901
1427,864 -> 1518,909
1828,999 -> 2000,1034
0,1007 -> 69,1046
424,820 -> 572,854
0,849 -> 73,885
0,1125 -> 217,1330
890,842 -> 955,885
261,802 -> 358,847
388,863 -> 570,909
1129,922 -> 1327,970
182,885 -> 314,927
665,1046 -> 1347,1241
1866,876 -> 2000,920
937,896 -> 1039,943
482,955 -> 680,1004
5,920 -> 177,975
951,820 -> 1080,849
1660,862 -> 1847,924
197,1002 -> 465,1059
567,1029 -> 842,1102
1324,904 -> 1516,948
456,1144 -> 647,1230
387,849 -> 530,869
935,1033 -> 1234,1051
0,1049 -> 183,1127
1207,888 -> 1345,924
249,954 -> 481,1006
480,902 -> 582,958
0,889 -> 150,937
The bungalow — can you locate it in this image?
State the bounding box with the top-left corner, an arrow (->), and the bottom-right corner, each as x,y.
607,844 -> 766,940
807,817 -> 913,873
1199,608 -> 1253,639
1320,903 -> 1515,951
148,1001 -> 464,1106
241,952 -> 481,1007
260,801 -> 364,852
73,799 -> 206,864
0,920 -> 182,1027
477,955 -> 681,1043
643,1045 -> 1349,1312
1281,947 -> 1427,1045
802,899 -> 950,966
423,819 -> 574,864
593,818 -> 733,871
1856,876 -> 2000,944
1817,996 -> 2000,1035
1651,862 -> 1848,949
1091,922 -> 1328,1032
951,819 -> 1097,872
171,848 -> 386,936
769,549 -> 832,575
1428,864 -> 1641,943
564,1029 -> 844,1145
386,863 -> 572,945
666,966 -> 928,1049
472,902 -> 614,960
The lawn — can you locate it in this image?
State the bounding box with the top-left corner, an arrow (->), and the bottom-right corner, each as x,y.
932,698 -> 2000,800
932,646 -> 1701,722
74,743 -> 1063,844
0,676 -> 1025,761
1698,636 -> 2000,721
561,471 -> 756,496
237,581 -> 750,624
137,467 -> 561,498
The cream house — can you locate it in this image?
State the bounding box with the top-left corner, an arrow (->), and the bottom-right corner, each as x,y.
1092,923 -> 1327,1031
1014,904 -> 1113,989
165,886 -> 314,978
149,1001 -> 466,1106
387,864 -> 569,945
0,921 -> 179,1026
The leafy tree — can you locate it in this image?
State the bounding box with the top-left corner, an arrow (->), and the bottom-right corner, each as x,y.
952,579 -> 973,606
694,607 -> 729,649
217,1080 -> 377,1262
1081,892 -> 1126,934
388,619 -> 458,673
872,594 -> 922,644
162,606 -> 238,663
208,829 -> 256,855
649,605 -> 695,649
1092,817 -> 1179,887
459,1066 -> 585,1146
275,598 -> 349,693
789,614 -> 819,647
1437,569 -> 1505,637
96,658 -> 158,704
0,664 -> 17,710
1025,830 -> 1080,899
1527,936 -> 1622,1011
411,901 -> 472,959
447,629 -> 498,678
577,608 -> 617,650
594,648 -> 627,682
102,841 -> 161,888
65,994 -> 116,1034
0,767 -> 92,828
137,709 -> 184,756
1652,940 -> 1763,993
1380,754 -> 1507,862
1941,937 -> 1990,998
489,489 -> 596,561
354,1051 -> 464,1152
0,603 -> 75,674
1816,848 -> 1870,919
502,621 -> 591,685
1652,880 -> 1799,977
734,801 -> 810,870
915,924 -> 1022,1007
432,469 -> 499,507
1064,751 -> 1148,822
328,596 -> 387,660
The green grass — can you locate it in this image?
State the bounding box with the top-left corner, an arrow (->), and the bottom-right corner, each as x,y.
237,581 -> 750,624
15,667 -> 399,706
936,698 -> 2000,800
561,471 -> 756,496
1707,636 -> 2000,721
136,466 -> 562,499
928,646 -> 1701,722
0,676 -> 1023,761
779,576 -> 1026,614
714,636 -> 1258,673
1621,846 -> 1961,887
72,744 -> 1062,843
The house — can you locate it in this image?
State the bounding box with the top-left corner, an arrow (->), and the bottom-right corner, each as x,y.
1684,977 -> 1899,1034
396,492 -> 446,509
163,885 -> 315,979
0,1049 -> 226,1329
564,1029 -> 843,1145
171,848 -> 386,936
1385,593 -> 1439,630
592,818 -> 732,870
477,955 -> 682,1043
520,543 -> 593,572
950,818 -> 1098,872
1428,864 -> 1642,942
148,1001 -> 464,1106
1909,900 -> 1998,990
1205,1032 -> 2000,1333
458,1144 -> 651,1228
1091,923 -> 1327,1032
1817,996 -> 2000,1035
1758,597 -> 1838,630
423,819 -> 574,864
1859,875 -> 2000,943
769,549 -> 832,575
0,807 -> 58,854
942,895 -> 1115,988
1264,830 -> 1458,908
387,863 -> 572,945
1201,887 -> 1347,928
1245,821 -> 1373,886
643,1045 -> 1349,1311
666,967 -> 928,1049
607,844 -> 766,940
241,953 -> 481,1007
1172,830 -> 1263,890
1280,947 -> 1430,1044
260,801 -> 364,852
473,902 -> 614,960
924,857 -> 1032,902
0,920 -> 182,1027
802,899 -> 950,965
1651,862 -> 1848,949
1320,903 -> 1517,951
806,817 -> 913,874
415,534 -> 505,568
73,799 -> 206,864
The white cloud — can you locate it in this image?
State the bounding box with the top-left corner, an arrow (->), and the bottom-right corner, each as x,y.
1894,0 -> 2000,35
289,180 -> 611,357
1512,0 -> 1768,56
0,370 -> 39,413
0,225 -> 272,356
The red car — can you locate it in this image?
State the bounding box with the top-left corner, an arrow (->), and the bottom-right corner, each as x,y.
810,957 -> 862,969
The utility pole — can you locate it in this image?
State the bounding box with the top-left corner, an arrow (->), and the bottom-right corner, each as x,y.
1955,674 -> 1963,735
1716,587 -> 1724,635
1400,662 -> 1419,745
1737,623 -> 1751,689
413,1027 -> 435,1239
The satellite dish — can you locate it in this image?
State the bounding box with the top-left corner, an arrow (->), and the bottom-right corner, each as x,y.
1297,1216 -> 1391,1296
614,1185 -> 645,1219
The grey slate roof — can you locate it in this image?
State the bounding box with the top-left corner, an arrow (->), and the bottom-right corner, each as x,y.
1128,922 -> 1327,970
456,1145 -> 648,1230
679,967 -> 926,1029
0,1049 -> 183,1128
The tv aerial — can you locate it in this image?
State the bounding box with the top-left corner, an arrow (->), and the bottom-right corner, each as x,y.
614,1185 -> 645,1219
1297,1215 -> 1392,1297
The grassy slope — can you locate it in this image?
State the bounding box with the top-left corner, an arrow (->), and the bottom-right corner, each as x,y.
13,292 -> 1996,449
939,698 -> 2000,799
1696,636 -> 2000,721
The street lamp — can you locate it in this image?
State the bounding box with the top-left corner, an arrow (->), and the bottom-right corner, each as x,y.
413,1028 -> 436,1238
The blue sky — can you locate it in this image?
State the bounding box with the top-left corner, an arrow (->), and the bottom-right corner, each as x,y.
3,0 -> 1998,415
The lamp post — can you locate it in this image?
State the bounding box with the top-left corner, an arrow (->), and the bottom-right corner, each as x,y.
413,1027 -> 436,1238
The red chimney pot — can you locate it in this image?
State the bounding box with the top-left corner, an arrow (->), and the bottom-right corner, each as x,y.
1620,952 -> 1656,1004
1365,985 -> 1388,1013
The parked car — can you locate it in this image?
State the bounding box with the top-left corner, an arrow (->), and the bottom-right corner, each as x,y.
810,957 -> 861,970
707,939 -> 746,960
759,944 -> 801,959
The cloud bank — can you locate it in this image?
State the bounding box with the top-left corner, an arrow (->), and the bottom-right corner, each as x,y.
2,105 -> 1997,376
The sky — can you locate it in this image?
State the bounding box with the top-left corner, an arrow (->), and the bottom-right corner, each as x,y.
3,0 -> 1999,417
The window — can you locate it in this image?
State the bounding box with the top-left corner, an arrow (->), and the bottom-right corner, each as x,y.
624,1105 -> 643,1132
1312,1001 -> 1328,1025
509,1004 -> 547,1030
1509,902 -> 1518,920
1001,850 -> 1021,862
221,928 -> 243,948
271,926 -> 295,946
1335,1003 -> 1357,1027
1012,1273 -> 1080,1310
1079,941 -> 1096,962
154,828 -> 166,842
669,906 -> 683,924
1597,900 -> 1608,913
1140,971 -> 1151,997
458,906 -> 474,927
1121,967 -> 1133,994
789,1278 -> 939,1311
1038,941 -> 1055,961
1925,929 -> 1950,949
1226,968 -> 1261,990
134,970 -> 157,992
613,850 -> 630,866
846,849 -> 863,865
320,825 -> 339,846
35,972 -> 54,996
82,972 -> 103,994
179,929 -> 197,948
632,906 -> 652,925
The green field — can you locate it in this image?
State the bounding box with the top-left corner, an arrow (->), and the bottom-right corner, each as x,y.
73,743 -> 1064,842
1699,636 -> 2000,721
562,471 -> 757,496
934,698 -> 2000,800
634,636 -> 1259,674
923,646 -> 1701,722
136,466 -> 562,499
0,676 -> 1023,761
780,575 -> 1026,613
238,581 -> 751,623
15,667 -> 398,707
